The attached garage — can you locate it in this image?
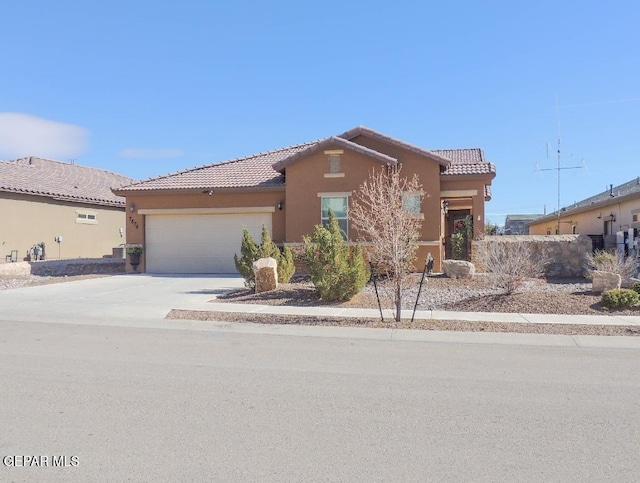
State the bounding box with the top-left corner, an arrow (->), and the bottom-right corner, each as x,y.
142,208 -> 273,273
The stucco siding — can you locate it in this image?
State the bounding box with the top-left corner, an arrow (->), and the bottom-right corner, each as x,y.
0,193 -> 125,260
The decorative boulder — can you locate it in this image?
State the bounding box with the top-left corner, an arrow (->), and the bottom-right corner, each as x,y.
253,257 -> 278,293
442,260 -> 475,279
592,270 -> 621,293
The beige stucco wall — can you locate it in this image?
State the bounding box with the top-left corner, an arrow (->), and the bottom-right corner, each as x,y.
0,193 -> 126,260
529,196 -> 640,236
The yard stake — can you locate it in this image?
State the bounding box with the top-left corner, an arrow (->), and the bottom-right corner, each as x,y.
369,261 -> 384,322
411,253 -> 432,323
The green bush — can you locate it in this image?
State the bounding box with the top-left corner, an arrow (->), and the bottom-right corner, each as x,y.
601,289 -> 639,309
303,210 -> 369,301
633,282 -> 640,295
233,226 -> 295,286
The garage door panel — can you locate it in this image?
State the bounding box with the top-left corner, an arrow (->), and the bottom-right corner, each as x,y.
145,214 -> 270,273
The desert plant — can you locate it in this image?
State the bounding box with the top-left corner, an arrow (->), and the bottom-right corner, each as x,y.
303,210 -> 369,301
476,240 -> 550,294
233,226 -> 295,287
234,227 -> 260,284
601,288 -> 639,309
586,249 -> 637,281
349,165 -> 423,321
126,244 -> 143,255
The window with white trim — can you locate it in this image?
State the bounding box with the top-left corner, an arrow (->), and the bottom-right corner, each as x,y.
76,211 -> 97,224
321,196 -> 348,239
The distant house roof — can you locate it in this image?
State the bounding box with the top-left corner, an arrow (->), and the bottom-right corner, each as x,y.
505,214 -> 544,223
0,157 -> 135,207
116,127 -> 495,193
530,176 -> 640,224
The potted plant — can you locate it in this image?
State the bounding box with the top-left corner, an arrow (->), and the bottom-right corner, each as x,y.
126,244 -> 143,271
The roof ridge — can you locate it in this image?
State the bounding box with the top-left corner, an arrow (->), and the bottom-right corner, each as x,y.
338,126 -> 452,166
271,136 -> 397,172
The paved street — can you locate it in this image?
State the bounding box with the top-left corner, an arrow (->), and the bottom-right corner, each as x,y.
2,316 -> 640,482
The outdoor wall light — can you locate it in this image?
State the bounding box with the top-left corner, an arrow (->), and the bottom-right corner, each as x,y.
277,201 -> 284,211
129,203 -> 135,213
609,213 -> 616,222
442,200 -> 449,215
202,190 -> 213,196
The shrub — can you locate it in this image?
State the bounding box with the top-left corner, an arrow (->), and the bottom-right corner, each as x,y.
234,227 -> 260,285
233,226 -> 296,287
586,249 -> 637,281
632,282 -> 640,295
303,210 -> 369,301
475,240 -> 550,294
601,289 -> 639,309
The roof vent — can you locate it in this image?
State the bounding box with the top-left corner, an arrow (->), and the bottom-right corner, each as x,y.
609,184 -> 614,197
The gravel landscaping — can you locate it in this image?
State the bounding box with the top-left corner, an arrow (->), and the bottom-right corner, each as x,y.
166,274 -> 640,337
213,274 -> 640,316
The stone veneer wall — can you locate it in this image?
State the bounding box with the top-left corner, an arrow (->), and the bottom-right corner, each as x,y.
471,235 -> 592,278
0,258 -> 125,277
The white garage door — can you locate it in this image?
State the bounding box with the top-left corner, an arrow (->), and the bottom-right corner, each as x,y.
145,213 -> 271,273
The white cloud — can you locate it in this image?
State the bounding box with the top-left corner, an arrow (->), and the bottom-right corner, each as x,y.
119,148 -> 184,159
0,112 -> 88,159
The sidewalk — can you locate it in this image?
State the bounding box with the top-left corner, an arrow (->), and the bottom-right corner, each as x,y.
181,301 -> 640,327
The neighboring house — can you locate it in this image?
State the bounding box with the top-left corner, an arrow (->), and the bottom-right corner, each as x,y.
0,157 -> 135,261
504,214 -> 543,235
528,177 -> 640,251
114,126 -> 496,274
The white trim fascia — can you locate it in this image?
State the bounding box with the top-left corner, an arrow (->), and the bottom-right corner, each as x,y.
139,207 -> 276,215
317,191 -> 352,198
323,173 -> 346,178
440,189 -> 478,197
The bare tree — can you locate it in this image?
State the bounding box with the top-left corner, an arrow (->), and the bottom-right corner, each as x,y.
349,166 -> 423,322
475,240 -> 550,294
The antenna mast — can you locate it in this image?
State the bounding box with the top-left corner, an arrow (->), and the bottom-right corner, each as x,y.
537,93 -> 583,234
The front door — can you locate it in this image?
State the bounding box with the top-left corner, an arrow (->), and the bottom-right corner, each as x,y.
445,209 -> 472,260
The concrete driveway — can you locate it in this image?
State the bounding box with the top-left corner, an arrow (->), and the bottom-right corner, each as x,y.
0,274 -> 245,325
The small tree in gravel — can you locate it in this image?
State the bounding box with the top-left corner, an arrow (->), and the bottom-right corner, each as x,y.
303,210 -> 369,301
477,240 -> 550,294
349,165 -> 423,321
234,225 -> 295,287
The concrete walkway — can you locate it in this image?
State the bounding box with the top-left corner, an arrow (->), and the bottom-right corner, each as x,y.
183,300 -> 640,327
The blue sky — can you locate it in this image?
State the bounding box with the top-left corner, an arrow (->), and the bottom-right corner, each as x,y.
2,0 -> 639,225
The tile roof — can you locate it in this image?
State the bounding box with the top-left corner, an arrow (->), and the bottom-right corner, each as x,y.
339,126 -> 452,166
117,127 -> 496,192
272,136 -> 397,172
117,142 -> 316,192
432,148 -> 484,164
532,176 -> 640,223
484,184 -> 492,201
441,160 -> 496,176
0,157 -> 135,207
